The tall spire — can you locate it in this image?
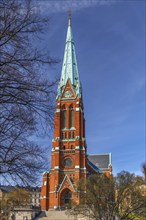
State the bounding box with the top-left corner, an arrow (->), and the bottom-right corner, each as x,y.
57,13 -> 81,98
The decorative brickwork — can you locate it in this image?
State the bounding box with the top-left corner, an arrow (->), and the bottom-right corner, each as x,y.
41,79 -> 87,210
40,16 -> 112,211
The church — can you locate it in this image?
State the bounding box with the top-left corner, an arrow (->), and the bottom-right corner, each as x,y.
40,15 -> 112,211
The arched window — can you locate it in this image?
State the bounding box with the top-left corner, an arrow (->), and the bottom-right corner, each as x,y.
61,105 -> 66,129
69,105 -> 74,128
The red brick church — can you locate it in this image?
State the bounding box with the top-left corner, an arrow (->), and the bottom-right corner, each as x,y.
40,15 -> 112,210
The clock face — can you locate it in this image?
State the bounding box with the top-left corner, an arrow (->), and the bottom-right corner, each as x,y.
64,90 -> 72,98
63,158 -> 73,167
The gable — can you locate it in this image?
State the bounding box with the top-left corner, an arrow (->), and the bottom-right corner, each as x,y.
57,174 -> 76,192
61,79 -> 76,99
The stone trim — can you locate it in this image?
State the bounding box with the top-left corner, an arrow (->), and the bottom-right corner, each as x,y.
75,146 -> 80,149
57,174 -> 76,192
60,139 -> 75,142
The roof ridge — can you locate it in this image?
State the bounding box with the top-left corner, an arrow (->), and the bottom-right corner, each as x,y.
88,153 -> 110,156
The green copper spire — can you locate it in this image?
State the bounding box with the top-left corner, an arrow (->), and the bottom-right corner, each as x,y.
57,14 -> 82,98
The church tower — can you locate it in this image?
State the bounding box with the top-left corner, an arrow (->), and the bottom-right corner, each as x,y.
41,14 -> 87,210
41,14 -> 112,211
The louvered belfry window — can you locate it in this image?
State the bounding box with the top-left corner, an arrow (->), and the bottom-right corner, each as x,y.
69,105 -> 74,128
61,105 -> 66,128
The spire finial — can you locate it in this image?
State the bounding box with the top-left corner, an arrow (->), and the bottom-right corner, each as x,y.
68,9 -> 71,26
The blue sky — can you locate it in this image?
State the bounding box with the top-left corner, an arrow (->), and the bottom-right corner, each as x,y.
35,0 -> 145,176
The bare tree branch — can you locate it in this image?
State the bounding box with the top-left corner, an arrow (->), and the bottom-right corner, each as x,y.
0,0 -> 59,185
67,172 -> 145,220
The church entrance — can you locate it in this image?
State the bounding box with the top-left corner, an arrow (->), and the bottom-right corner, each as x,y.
64,191 -> 71,204
60,189 -> 72,208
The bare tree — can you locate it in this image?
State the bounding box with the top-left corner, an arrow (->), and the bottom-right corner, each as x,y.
0,0 -> 58,185
67,172 -> 145,220
142,162 -> 146,182
68,174 -> 115,220
0,187 -> 31,219
115,171 -> 145,220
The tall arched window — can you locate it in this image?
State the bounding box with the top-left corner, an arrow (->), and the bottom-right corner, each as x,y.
69,105 -> 74,128
61,105 -> 66,129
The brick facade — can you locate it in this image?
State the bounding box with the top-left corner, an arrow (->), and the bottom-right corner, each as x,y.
41,80 -> 87,210
40,16 -> 112,211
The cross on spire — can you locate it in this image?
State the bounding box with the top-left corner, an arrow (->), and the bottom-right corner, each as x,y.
68,9 -> 71,26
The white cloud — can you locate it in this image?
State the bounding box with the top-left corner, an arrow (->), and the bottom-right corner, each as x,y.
34,0 -> 112,14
